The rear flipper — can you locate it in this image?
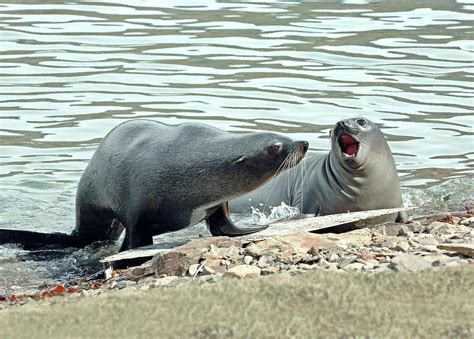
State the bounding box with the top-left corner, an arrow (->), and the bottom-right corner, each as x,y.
206,202 -> 268,237
0,229 -> 79,250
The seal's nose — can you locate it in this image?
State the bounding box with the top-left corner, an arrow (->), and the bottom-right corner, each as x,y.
337,120 -> 349,129
299,141 -> 309,153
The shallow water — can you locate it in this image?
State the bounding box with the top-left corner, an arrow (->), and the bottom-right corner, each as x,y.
0,0 -> 473,293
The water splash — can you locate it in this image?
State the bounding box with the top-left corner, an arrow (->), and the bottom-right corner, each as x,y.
250,202 -> 301,225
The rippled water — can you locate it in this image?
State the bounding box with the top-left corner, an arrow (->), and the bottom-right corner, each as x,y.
0,0 -> 473,292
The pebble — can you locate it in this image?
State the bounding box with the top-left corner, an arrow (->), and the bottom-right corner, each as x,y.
343,263 -> 365,272
261,267 -> 279,275
298,263 -> 318,270
188,264 -> 201,277
395,241 -> 410,252
390,254 -> 432,273
243,255 -> 253,265
225,265 -> 261,279
202,265 -> 216,275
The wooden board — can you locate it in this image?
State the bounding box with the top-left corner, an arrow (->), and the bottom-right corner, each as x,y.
101,207 -> 413,264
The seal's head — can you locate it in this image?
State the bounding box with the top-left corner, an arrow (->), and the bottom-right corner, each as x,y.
331,117 -> 386,169
225,133 -> 309,195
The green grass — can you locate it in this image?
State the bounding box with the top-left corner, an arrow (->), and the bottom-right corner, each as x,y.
1,267 -> 473,338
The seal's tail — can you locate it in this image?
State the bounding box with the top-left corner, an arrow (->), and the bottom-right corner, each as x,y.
0,229 -> 79,250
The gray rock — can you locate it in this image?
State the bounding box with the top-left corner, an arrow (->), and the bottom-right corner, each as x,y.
154,276 -> 180,287
343,262 -> 365,272
395,241 -> 410,252
261,267 -> 279,275
328,252 -> 339,262
225,265 -> 261,279
218,245 -> 241,260
202,265 -> 216,275
298,263 -> 318,270
188,264 -> 201,277
438,243 -> 474,257
243,255 -> 253,265
390,254 -> 432,272
152,251 -> 191,277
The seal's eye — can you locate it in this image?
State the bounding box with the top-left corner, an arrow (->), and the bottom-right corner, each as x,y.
357,119 -> 367,127
268,142 -> 282,155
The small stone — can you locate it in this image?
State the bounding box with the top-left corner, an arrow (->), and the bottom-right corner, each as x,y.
390,254 -> 432,273
152,251 -> 191,277
420,245 -> 439,253
155,276 -> 179,287
131,266 -> 146,276
243,256 -> 253,265
395,241 -> 410,252
261,267 -> 279,275
460,217 -> 474,226
373,223 -> 405,237
308,246 -> 319,256
445,261 -> 461,268
225,265 -> 261,279
343,263 -> 365,272
257,256 -> 269,268
337,255 -> 358,268
365,258 -> 380,267
328,252 -> 339,262
202,265 -> 215,275
80,290 -> 90,297
205,259 -> 223,271
298,263 -> 318,270
138,284 -> 150,291
220,258 -> 230,266
219,245 -> 241,260
327,263 -> 339,271
201,245 -> 221,260
452,217 -> 461,224
188,264 -> 201,277
280,232 -> 337,254
324,228 -> 372,247
360,248 -> 375,261
244,239 -> 283,257
405,222 -> 423,233
275,250 -> 293,264
437,243 -> 474,257
373,263 -> 393,274
318,258 -> 330,269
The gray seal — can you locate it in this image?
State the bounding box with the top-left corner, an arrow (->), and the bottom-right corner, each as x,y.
229,117 -> 407,224
0,119 -> 308,254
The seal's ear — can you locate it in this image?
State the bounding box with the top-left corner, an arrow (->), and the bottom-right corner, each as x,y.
233,156 -> 248,165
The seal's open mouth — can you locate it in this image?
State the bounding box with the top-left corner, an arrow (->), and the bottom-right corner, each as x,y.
339,134 -> 359,158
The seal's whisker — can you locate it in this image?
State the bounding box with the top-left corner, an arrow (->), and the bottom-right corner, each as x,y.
300,151 -> 308,213
262,152 -> 293,207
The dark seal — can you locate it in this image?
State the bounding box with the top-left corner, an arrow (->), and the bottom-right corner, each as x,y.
0,120 -> 308,253
229,117 -> 407,223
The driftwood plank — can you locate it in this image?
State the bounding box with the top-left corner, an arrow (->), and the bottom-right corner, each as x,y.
101,207 -> 413,264
238,207 -> 412,241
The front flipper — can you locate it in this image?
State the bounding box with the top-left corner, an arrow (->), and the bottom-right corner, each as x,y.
396,210 -> 409,223
206,202 -> 268,237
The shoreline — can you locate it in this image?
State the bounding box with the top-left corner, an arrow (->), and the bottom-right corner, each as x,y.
1,205 -> 472,309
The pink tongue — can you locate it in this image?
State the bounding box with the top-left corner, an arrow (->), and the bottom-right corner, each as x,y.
346,143 -> 357,156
